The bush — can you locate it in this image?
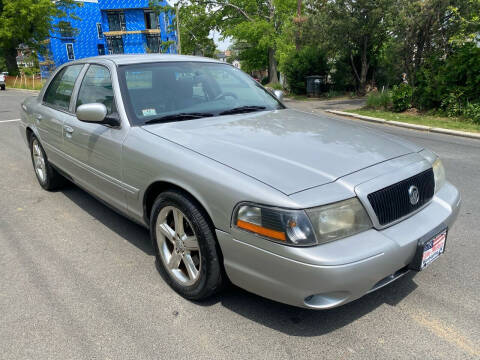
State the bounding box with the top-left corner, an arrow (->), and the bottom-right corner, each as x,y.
282,46 -> 329,95
464,102 -> 480,124
260,77 -> 269,85
440,91 -> 465,117
415,44 -> 480,110
331,56 -> 356,92
391,83 -> 413,112
366,91 -> 392,109
324,89 -> 343,99
265,82 -> 283,90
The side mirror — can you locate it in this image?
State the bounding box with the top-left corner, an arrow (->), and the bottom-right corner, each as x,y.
76,103 -> 107,123
76,103 -> 120,127
273,90 -> 284,101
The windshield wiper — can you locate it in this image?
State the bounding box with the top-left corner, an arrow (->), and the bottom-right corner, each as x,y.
219,106 -> 267,115
144,112 -> 214,125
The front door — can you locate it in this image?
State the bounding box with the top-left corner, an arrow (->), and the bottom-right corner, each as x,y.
62,64 -> 129,212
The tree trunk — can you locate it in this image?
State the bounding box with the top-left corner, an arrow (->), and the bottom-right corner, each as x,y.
268,47 -> 279,84
358,36 -> 369,95
4,44 -> 19,76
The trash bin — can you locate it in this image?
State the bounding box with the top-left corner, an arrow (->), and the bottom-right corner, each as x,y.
306,75 -> 325,97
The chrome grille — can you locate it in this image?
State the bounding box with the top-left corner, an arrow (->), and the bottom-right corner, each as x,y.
367,168 -> 435,226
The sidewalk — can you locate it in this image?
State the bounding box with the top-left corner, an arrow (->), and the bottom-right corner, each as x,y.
283,97 -> 366,112
326,110 -> 480,140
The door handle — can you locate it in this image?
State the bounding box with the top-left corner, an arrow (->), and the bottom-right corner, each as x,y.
64,125 -> 74,138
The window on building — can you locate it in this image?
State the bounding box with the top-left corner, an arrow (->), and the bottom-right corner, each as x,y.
43,65 -> 83,111
107,36 -> 124,54
66,43 -> 75,60
98,44 -> 105,56
76,65 -> 116,114
96,23 -> 103,39
107,11 -> 126,32
146,35 -> 161,53
144,11 -> 159,30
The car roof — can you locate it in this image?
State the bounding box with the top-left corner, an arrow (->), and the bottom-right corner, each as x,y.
76,54 -> 223,66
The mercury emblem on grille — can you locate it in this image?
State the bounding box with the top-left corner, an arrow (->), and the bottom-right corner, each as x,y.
408,185 -> 420,205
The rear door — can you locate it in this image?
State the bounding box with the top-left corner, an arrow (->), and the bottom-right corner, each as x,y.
35,64 -> 84,167
61,63 -> 129,212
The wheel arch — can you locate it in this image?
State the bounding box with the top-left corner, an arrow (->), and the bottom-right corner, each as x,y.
143,180 -> 216,231
26,127 -> 34,144
26,125 -> 41,147
144,180 -> 227,275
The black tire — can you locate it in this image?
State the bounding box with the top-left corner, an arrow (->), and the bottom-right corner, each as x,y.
0,84 -> 5,91
29,135 -> 65,191
150,190 -> 224,300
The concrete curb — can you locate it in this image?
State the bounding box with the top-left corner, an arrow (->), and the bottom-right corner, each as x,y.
326,110 -> 480,140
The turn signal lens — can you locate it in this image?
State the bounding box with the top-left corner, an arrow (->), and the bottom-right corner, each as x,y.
237,220 -> 286,241
234,204 -> 317,246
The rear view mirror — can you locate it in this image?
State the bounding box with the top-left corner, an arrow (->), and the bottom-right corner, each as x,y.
76,103 -> 107,123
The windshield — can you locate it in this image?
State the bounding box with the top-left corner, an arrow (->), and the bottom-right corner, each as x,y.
117,61 -> 284,126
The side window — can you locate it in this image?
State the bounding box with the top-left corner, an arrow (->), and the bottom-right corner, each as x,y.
43,65 -> 83,111
76,65 -> 115,114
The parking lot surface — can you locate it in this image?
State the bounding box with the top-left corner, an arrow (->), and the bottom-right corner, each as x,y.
1,90 -> 479,359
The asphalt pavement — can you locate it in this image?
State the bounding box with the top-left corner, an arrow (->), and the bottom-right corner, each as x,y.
1,89 -> 479,359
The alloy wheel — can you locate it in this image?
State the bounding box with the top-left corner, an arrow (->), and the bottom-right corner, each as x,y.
32,139 -> 47,183
156,206 -> 201,286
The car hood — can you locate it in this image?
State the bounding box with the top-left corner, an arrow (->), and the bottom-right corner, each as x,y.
142,109 -> 422,194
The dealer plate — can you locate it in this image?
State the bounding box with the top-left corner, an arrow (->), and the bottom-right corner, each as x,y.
420,229 -> 447,270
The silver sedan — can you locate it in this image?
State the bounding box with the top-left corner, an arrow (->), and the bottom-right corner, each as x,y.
19,55 -> 460,309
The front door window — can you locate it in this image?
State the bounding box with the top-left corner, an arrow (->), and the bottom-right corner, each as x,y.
76,65 -> 115,114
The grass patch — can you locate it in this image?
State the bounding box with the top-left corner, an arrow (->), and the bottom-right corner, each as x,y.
346,109 -> 480,133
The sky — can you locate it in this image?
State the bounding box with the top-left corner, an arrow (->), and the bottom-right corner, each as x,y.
210,31 -> 232,51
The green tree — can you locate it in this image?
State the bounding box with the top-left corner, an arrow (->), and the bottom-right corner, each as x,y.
176,3 -> 217,57
195,0 -> 297,84
0,0 -> 80,75
305,0 -> 395,94
149,1 -> 215,56
282,45 -> 329,94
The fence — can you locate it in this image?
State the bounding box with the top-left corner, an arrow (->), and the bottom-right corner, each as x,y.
5,74 -> 45,91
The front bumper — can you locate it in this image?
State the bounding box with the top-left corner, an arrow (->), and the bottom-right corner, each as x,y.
217,182 -> 461,309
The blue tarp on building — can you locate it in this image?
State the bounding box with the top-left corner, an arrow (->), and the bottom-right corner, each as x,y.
39,0 -> 176,78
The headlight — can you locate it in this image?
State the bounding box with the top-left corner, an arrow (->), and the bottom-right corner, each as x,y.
233,198 -> 372,246
306,198 -> 372,244
233,204 -> 317,246
432,157 -> 446,193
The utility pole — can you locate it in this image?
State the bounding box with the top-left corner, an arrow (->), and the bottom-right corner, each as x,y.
175,3 -> 181,54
